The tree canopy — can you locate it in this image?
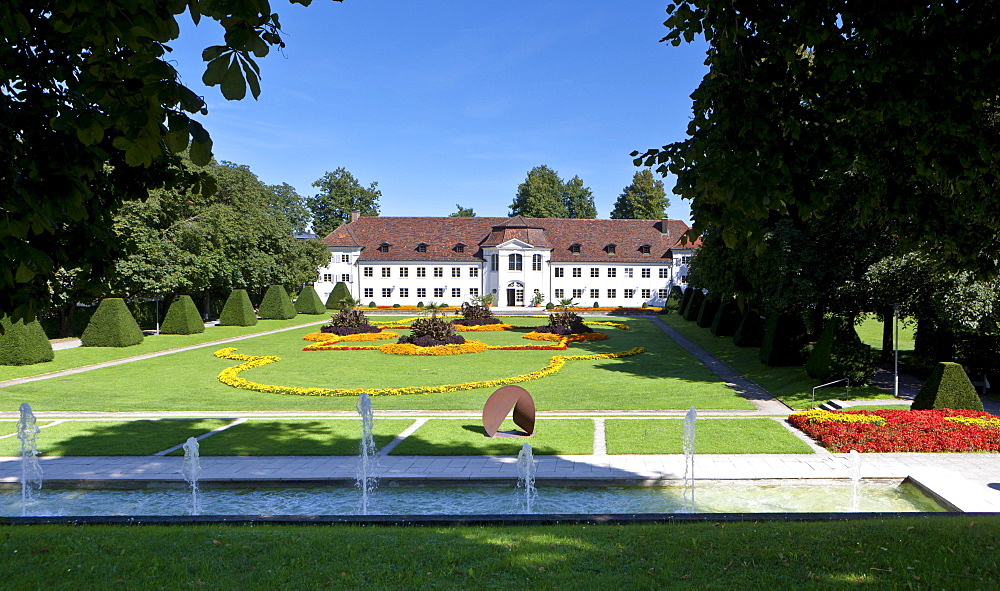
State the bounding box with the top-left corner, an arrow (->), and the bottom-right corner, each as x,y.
307,168 -> 381,236
509,166 -> 596,218
1,0 -> 341,323
634,1 -> 1000,272
449,204 -> 475,217
610,170 -> 669,219
562,176 -> 597,219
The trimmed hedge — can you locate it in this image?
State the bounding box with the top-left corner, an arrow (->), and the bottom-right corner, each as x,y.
294,285 -> 326,314
733,308 -> 764,347
696,295 -> 720,328
160,295 -> 205,335
326,282 -> 352,310
806,315 -> 877,384
0,316 -> 54,365
259,285 -> 297,320
759,313 -> 809,366
911,362 -> 984,411
678,287 -> 694,317
711,299 -> 742,337
683,289 -> 705,321
80,298 -> 144,347
218,289 -> 258,326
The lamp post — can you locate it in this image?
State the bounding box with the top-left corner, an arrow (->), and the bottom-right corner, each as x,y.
893,303 -> 901,399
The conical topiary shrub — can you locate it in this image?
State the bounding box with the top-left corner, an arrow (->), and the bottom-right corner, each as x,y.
294,285 -> 326,314
733,308 -> 764,347
0,316 -> 54,365
711,299 -> 742,337
218,289 -> 258,326
759,313 -> 809,366
911,362 -> 985,411
325,281 -> 352,310
160,295 -> 205,335
697,295 -> 721,328
258,285 -> 297,320
806,315 -> 876,384
80,298 -> 144,347
678,287 -> 695,317
683,289 -> 705,321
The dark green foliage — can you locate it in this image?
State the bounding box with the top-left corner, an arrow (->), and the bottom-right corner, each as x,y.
759,313 -> 809,366
641,302 -> 649,308
678,287 -> 694,316
0,316 -> 54,365
711,299 -> 742,337
416,301 -> 424,308
325,282 -> 352,310
321,308 -> 377,335
697,296 -> 720,328
911,362 -> 984,411
80,298 -> 144,347
683,289 -> 705,321
733,309 -> 764,347
159,295 -> 204,335
258,285 -> 297,320
545,310 -> 592,334
593,302 -> 599,308
545,302 -> 555,310
392,303 -> 400,308
218,289 -> 258,326
806,316 -> 877,384
399,317 -> 465,346
455,302 -> 496,324
368,301 -> 376,308
294,285 -> 326,315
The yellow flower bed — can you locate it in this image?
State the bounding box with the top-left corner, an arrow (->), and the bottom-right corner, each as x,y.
302,332 -> 339,342
214,346 -> 645,397
454,323 -> 514,332
584,321 -> 631,330
943,415 -> 1000,429
523,331 -> 608,343
789,409 -> 887,426
376,340 -> 490,356
301,331 -> 399,351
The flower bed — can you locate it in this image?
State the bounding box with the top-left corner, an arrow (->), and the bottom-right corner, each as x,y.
788,408 -> 1000,452
376,340 -> 490,356
523,331 -> 608,343
302,331 -> 399,350
454,323 -> 514,332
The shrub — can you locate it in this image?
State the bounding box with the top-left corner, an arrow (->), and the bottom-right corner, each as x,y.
325,282 -> 352,310
592,302 -> 599,308
322,308 -> 375,334
641,302 -> 649,309
806,315 -> 877,384
416,301 -> 424,307
544,310 -> 592,334
160,295 -> 205,334
683,289 -> 705,321
911,362 -> 984,411
454,302 -> 497,326
369,301 -> 376,308
711,299 -> 742,337
80,298 -> 145,347
392,303 -> 401,308
258,285 -> 297,320
218,289 -> 258,326
294,285 -> 326,315
759,313 -> 809,366
696,295 -> 720,328
678,287 -> 694,316
733,308 -> 764,347
399,317 -> 465,346
0,316 -> 54,365
545,302 -> 555,310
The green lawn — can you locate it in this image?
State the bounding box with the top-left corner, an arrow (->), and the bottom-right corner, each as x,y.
663,315 -> 895,409
183,419 -> 415,456
605,418 -> 814,454
1,317 -> 753,412
0,519 -> 997,588
0,419 -> 231,456
855,314 -> 915,353
389,419 -> 594,455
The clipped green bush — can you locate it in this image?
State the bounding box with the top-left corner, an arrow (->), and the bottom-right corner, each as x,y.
759,313 -> 809,366
696,295 -> 720,328
259,285 -> 297,320
325,282 -> 352,310
683,289 -> 705,321
0,316 -> 54,365
218,289 -> 258,326
733,308 -> 764,347
678,287 -> 694,316
368,301 -> 377,308
160,295 -> 204,334
294,285 -> 326,315
711,299 -> 742,337
911,362 -> 984,411
806,315 -> 877,384
80,298 -> 144,347
545,302 -> 555,310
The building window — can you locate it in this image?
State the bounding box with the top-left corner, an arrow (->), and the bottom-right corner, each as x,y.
434,288 -> 445,298
639,244 -> 651,255
554,289 -> 564,299
452,267 -> 461,278
399,267 -> 408,278
416,267 -> 426,277
589,288 -> 599,299
641,289 -> 651,299
532,254 -> 542,271
322,273 -> 333,282
433,267 -> 443,278
417,243 -> 427,253
682,256 -> 692,265
364,288 -> 374,299
570,243 -> 581,254
624,289 -> 635,298
516,289 -> 524,303
417,288 -> 426,298
341,274 -> 350,282
399,288 -> 409,298
659,288 -> 669,299
382,267 -> 391,278
490,254 -> 498,271
341,254 -> 350,263
378,243 -> 390,253
572,289 -> 584,298
470,267 -> 479,278
681,275 -> 689,284
606,244 -> 616,255
607,289 -> 616,299
363,267 -> 373,278
572,268 -> 582,278
590,268 -> 600,278
641,268 -> 651,278
452,288 -> 461,298
382,288 -> 392,298
554,268 -> 564,278
607,268 -> 616,278
659,268 -> 669,279
455,244 -> 465,253
469,288 -> 479,298
624,268 -> 633,278
509,253 -> 522,271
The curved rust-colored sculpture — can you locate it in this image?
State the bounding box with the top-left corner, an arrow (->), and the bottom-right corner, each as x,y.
482,385 -> 536,438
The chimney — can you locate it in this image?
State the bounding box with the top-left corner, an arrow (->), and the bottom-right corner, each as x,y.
350,210 -> 361,223
661,218 -> 671,236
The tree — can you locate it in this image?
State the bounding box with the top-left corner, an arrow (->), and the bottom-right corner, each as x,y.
509,165 -> 567,218
2,1 -> 343,324
634,2 -> 1000,273
269,183 -> 311,234
449,204 -> 475,217
307,168 -> 381,236
610,170 -> 668,219
561,176 -> 597,219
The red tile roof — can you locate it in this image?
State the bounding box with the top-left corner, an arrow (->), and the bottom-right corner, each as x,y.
322,216 -> 697,262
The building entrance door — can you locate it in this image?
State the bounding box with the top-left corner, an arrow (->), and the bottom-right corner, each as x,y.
506,289 -> 516,306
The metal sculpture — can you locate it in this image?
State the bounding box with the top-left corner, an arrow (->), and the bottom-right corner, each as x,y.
482,385 -> 536,438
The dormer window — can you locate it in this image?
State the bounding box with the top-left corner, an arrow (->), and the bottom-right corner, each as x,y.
378,243 -> 391,253
639,244 -> 651,255
605,244 -> 617,255
570,243 -> 581,255
416,243 -> 428,253
455,243 -> 466,253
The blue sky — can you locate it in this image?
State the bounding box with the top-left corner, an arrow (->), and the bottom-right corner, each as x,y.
168,1 -> 709,223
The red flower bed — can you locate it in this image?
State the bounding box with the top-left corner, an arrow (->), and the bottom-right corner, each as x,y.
788,408 -> 1000,452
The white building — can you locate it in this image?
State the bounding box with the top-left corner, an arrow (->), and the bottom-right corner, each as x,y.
315,214 -> 697,307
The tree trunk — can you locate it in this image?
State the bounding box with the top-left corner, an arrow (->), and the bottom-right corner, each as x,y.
57,304 -> 75,338
880,306 -> 894,364
202,292 -> 211,321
